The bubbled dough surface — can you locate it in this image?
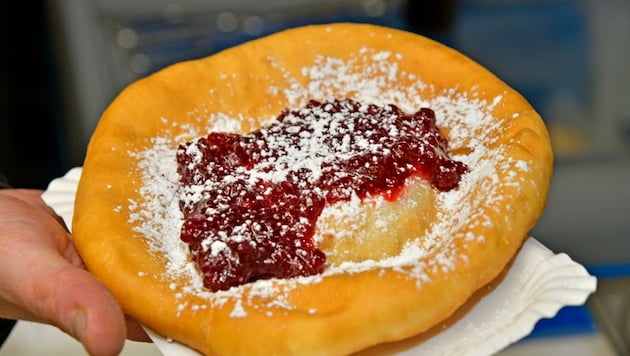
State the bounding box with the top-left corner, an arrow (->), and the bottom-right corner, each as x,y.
72,23 -> 552,355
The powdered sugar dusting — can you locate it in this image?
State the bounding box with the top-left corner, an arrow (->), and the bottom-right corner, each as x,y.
126,44 -> 528,317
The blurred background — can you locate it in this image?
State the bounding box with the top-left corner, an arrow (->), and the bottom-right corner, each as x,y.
0,0 -> 629,354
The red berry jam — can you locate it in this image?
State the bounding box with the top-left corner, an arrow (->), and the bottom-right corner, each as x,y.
177,99 -> 468,291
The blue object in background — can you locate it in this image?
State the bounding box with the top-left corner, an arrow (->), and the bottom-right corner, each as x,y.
450,0 -> 590,123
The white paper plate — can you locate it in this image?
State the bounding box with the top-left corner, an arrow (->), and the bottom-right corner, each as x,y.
39,168 -> 597,356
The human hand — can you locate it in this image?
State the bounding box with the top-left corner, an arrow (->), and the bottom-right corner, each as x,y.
0,189 -> 150,356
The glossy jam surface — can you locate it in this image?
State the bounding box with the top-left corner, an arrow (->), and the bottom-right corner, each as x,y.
177,99 -> 468,291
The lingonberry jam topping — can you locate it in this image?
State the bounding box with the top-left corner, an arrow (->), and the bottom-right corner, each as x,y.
177,99 -> 468,291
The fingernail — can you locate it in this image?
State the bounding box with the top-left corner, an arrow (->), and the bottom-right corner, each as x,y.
70,309 -> 87,342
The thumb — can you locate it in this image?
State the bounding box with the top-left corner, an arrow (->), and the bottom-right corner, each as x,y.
40,265 -> 128,356
0,193 -> 128,356
5,247 -> 128,356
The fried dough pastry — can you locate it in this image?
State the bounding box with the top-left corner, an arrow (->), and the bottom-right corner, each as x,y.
73,23 -> 553,355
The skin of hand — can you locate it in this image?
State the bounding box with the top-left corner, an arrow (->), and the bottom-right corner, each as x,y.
0,189 -> 150,356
